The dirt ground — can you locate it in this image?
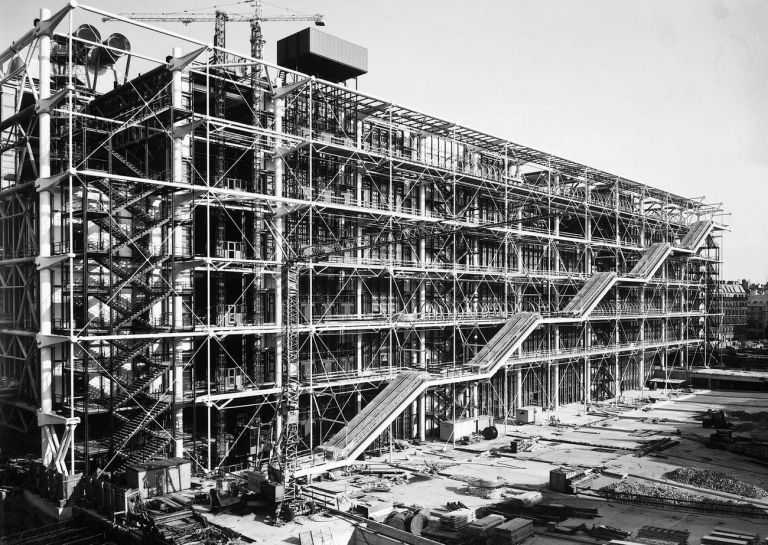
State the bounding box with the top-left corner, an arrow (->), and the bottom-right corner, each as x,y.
195,388 -> 768,544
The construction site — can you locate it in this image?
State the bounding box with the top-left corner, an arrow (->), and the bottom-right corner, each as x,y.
4,3 -> 766,545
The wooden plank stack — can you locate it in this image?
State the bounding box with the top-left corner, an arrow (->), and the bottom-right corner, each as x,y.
489,517 -> 533,544
635,526 -> 689,545
459,514 -> 505,538
439,508 -> 476,531
701,528 -> 759,545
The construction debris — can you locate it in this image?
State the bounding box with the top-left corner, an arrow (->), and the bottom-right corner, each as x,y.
602,481 -> 715,502
599,481 -> 768,518
663,467 -> 768,498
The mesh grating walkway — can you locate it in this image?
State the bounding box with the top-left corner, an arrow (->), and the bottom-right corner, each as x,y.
562,272 -> 617,317
317,371 -> 429,461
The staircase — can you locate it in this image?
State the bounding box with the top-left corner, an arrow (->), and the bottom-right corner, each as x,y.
92,291 -> 168,329
626,242 -> 672,281
102,397 -> 171,468
90,177 -> 158,224
78,157 -> 178,475
469,312 -> 542,374
93,255 -> 168,297
562,272 -> 617,318
317,371 -> 430,461
123,433 -> 172,467
112,362 -> 172,409
679,220 -> 713,252
110,338 -> 155,368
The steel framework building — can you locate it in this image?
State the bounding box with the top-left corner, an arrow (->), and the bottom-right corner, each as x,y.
0,3 -> 726,482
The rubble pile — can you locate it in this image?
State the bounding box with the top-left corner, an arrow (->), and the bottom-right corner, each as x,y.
664,467 -> 768,499
601,481 -> 712,502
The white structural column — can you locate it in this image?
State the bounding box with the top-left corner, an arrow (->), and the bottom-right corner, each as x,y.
552,362 -> 559,409
34,6 -> 79,474
272,95 -> 285,431
584,325 -> 592,406
639,196 -> 646,394
355,120 -> 364,413
417,180 -> 426,441
583,182 -> 592,405
38,8 -> 54,465
171,47 -> 185,457
515,367 -> 522,412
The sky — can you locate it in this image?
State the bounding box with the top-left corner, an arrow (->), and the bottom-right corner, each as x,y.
3,0 -> 767,281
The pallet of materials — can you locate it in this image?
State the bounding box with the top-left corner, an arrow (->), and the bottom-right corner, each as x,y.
303,483 -> 355,511
549,467 -> 586,493
585,525 -> 630,540
438,508 -> 476,530
353,496 -> 393,521
487,501 -> 599,524
635,526 -> 689,545
701,528 -> 759,545
459,514 -> 505,538
422,522 -> 462,545
489,517 -> 533,544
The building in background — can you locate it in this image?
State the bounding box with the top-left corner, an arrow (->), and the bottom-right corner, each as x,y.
747,290 -> 768,341
719,281 -> 747,346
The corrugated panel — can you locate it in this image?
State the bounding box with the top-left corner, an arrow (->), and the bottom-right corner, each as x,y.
277,28 -> 368,82
307,28 -> 367,72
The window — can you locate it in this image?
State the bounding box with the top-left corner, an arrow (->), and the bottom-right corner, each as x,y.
226,368 -> 238,390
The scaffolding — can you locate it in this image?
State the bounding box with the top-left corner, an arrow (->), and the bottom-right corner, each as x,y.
0,4 -> 725,483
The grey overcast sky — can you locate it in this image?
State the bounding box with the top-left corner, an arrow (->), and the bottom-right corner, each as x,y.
3,0 -> 766,281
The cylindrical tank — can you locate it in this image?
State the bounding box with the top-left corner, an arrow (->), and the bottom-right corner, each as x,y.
101,33 -> 130,63
385,511 -> 407,531
72,24 -> 101,64
406,512 -> 429,535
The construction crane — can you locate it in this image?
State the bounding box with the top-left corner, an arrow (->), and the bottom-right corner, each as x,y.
104,1 -> 325,60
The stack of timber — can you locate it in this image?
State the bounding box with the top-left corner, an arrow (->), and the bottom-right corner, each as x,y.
635,526 -> 689,545
438,508 -> 476,530
638,437 -> 679,456
303,481 -> 356,511
701,529 -> 759,545
489,518 -> 533,544
459,514 -> 505,539
485,500 -> 598,524
353,496 -> 392,521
